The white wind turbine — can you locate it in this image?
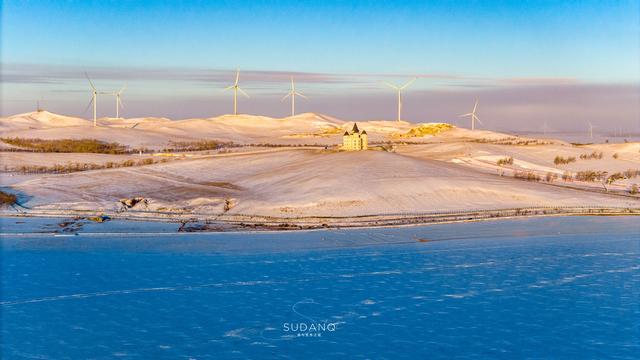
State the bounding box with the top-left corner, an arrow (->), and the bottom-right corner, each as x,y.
84,72 -> 100,127
224,68 -> 249,115
460,99 -> 482,130
36,96 -> 44,112
382,78 -> 416,122
281,77 -> 307,117
588,122 -> 595,139
111,84 -> 127,118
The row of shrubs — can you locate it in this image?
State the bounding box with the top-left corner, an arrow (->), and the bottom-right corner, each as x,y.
472,138 -> 551,146
1,137 -> 241,154
510,171 -> 574,182
621,169 -> 640,179
517,169 -> 639,184
508,170 -> 565,182
554,156 -> 576,165
579,151 -> 603,160
247,143 -> 325,147
554,151 -> 612,165
503,154 -> 620,168
162,140 -> 231,152
574,170 -> 608,182
1,137 -> 132,154
496,157 -> 514,166
0,139 -> 346,152
510,170 -> 638,194
602,169 -> 640,184
8,157 -> 173,174
573,169 -> 639,183
514,171 -> 541,181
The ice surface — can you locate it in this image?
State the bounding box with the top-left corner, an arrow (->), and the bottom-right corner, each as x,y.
1,216 -> 639,359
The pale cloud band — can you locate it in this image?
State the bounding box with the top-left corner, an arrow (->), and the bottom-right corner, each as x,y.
2,63 -> 638,134
2,63 -> 582,88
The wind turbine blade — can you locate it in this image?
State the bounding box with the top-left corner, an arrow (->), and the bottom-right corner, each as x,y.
400,77 -> 417,90
235,68 -> 240,86
119,84 -> 127,94
85,72 -> 96,91
281,92 -> 291,101
238,87 -> 249,98
459,113 -> 472,117
82,97 -> 94,113
296,92 -> 308,99
472,99 -> 478,113
381,81 -> 399,90
474,114 -> 483,125
118,97 -> 125,109
222,85 -> 234,91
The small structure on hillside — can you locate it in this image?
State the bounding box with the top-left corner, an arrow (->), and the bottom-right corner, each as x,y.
342,123 -> 368,151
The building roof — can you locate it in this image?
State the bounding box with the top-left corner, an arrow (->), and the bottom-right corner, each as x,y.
352,123 -> 360,133
343,131 -> 349,136
361,130 -> 367,134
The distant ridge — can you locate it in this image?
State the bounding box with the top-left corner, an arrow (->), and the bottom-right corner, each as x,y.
0,110 -> 549,149
3,111 -> 91,129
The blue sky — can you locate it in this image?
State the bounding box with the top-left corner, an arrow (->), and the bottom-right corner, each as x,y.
2,0 -> 639,130
4,0 -> 639,79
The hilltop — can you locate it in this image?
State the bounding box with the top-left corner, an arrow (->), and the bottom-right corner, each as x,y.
0,111 -> 91,130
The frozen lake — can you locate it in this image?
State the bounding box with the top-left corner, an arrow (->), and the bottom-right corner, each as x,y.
1,216 -> 639,359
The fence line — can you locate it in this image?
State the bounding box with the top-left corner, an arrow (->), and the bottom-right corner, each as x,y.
4,206 -> 638,225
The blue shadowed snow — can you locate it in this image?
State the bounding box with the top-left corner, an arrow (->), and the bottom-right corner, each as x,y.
1,216 -> 639,359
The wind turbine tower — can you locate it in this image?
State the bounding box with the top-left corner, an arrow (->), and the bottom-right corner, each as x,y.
460,99 -> 482,130
85,73 -> 99,127
382,78 -> 416,122
224,68 -> 249,115
588,122 -> 594,139
112,84 -> 127,118
282,77 -> 307,117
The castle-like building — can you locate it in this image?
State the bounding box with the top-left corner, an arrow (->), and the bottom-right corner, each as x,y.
342,123 -> 368,151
